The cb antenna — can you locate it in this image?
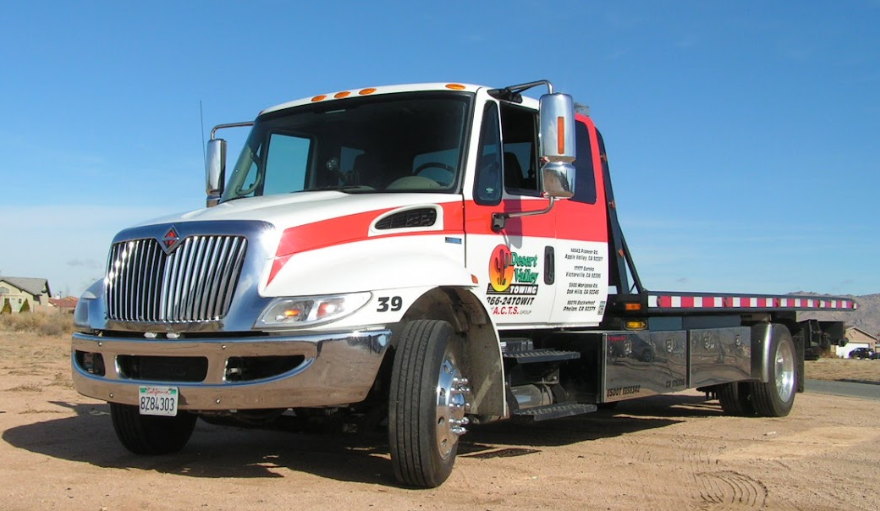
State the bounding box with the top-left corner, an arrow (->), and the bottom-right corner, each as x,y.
199,100 -> 206,165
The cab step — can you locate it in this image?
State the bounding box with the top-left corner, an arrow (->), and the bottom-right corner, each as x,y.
513,403 -> 597,421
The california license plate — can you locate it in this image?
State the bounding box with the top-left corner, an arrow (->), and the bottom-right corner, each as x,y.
138,386 -> 179,416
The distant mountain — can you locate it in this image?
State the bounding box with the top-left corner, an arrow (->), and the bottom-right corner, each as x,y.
796,293 -> 880,337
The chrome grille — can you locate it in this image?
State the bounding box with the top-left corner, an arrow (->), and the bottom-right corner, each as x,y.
105,235 -> 248,323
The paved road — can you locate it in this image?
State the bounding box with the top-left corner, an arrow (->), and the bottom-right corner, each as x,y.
806,378 -> 880,401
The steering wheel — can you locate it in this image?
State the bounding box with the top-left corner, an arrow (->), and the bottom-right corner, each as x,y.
414,161 -> 455,186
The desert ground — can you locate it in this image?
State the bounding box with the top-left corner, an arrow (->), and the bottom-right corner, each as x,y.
2,329 -> 879,511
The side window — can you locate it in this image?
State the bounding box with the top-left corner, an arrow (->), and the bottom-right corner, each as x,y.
500,103 -> 540,195
474,102 -> 502,205
572,122 -> 598,204
228,146 -> 261,197
263,133 -> 310,195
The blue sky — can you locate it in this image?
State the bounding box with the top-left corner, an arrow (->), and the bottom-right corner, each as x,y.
1,1 -> 877,298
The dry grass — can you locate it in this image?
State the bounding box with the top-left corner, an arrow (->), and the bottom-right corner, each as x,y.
0,314 -> 74,384
6,382 -> 43,392
0,310 -> 73,337
48,370 -> 74,389
806,357 -> 880,383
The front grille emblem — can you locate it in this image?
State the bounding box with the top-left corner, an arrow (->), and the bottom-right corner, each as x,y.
161,226 -> 181,254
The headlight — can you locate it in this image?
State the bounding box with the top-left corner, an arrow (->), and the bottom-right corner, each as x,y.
256,292 -> 371,328
73,299 -> 91,329
73,289 -> 98,330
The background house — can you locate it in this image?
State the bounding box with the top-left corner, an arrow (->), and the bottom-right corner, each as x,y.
836,327 -> 878,358
49,296 -> 79,314
0,277 -> 51,313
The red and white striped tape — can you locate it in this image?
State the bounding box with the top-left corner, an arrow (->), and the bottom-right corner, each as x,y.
648,294 -> 857,311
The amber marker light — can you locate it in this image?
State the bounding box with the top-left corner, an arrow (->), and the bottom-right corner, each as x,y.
557,116 -> 566,154
359,88 -> 377,95
445,83 -> 466,90
311,94 -> 327,102
625,320 -> 647,330
625,303 -> 642,311
471,274 -> 479,284
334,91 -> 351,99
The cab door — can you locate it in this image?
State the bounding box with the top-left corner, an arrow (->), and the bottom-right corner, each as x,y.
464,100 -> 558,328
549,115 -> 610,327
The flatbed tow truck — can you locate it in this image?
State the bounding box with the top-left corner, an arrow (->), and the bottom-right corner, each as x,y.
72,80 -> 855,487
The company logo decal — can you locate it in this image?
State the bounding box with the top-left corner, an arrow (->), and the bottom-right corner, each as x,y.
489,245 -> 515,292
487,244 -> 539,316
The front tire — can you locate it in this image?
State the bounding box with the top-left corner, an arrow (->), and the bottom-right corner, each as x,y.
749,326 -> 797,417
389,320 -> 470,488
110,403 -> 197,455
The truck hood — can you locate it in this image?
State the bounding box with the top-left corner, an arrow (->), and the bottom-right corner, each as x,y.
133,191 -> 460,231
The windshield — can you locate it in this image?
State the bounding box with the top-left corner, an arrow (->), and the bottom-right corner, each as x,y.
221,92 -> 472,202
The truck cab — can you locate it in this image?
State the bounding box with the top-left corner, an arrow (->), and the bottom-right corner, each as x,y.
204,81 -> 606,330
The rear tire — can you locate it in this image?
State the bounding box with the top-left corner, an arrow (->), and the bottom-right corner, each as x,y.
750,326 -> 797,417
389,320 -> 469,488
718,381 -> 755,416
110,403 -> 197,455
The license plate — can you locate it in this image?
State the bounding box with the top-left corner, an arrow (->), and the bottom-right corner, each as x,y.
138,386 -> 179,416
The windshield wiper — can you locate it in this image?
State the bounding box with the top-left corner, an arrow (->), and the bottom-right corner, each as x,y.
303,185 -> 374,193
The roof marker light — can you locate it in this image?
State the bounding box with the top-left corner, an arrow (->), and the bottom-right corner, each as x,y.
311,94 -> 327,102
334,91 -> 351,99
359,88 -> 377,95
446,83 -> 466,90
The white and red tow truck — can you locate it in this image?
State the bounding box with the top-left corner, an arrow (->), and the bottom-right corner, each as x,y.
72,80 -> 856,487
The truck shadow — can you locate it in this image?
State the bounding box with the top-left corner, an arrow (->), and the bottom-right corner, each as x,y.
462,393 -> 721,456
2,394 -> 723,487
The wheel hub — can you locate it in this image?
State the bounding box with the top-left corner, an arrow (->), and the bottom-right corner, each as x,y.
775,340 -> 795,402
435,351 -> 470,459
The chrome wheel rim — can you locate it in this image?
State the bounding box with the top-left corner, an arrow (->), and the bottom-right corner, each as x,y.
435,346 -> 468,460
775,340 -> 796,402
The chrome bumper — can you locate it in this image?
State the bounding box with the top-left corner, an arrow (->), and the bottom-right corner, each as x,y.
71,329 -> 391,410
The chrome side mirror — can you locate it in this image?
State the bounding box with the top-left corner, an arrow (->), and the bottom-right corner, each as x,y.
542,161 -> 575,199
206,138 -> 226,207
539,93 -> 576,199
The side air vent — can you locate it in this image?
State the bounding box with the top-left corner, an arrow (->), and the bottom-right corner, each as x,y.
375,208 -> 437,230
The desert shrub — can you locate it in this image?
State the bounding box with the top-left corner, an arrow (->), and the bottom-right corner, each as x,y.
0,310 -> 73,336
39,320 -> 65,336
818,348 -> 839,359
0,311 -> 41,331
1,299 -> 10,314
20,299 -> 31,313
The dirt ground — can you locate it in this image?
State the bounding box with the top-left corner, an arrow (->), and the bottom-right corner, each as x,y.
2,331 -> 879,511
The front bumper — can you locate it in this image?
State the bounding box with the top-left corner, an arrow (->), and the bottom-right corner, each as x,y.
71,329 -> 391,410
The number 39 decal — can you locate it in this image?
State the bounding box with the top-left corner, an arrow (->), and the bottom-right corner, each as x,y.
377,296 -> 403,312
